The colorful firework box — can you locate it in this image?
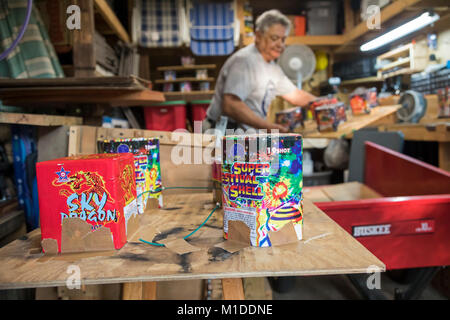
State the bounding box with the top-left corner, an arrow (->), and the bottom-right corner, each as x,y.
221,134 -> 303,247
275,107 -> 304,131
309,96 -> 339,119
36,153 -> 138,253
315,102 -> 347,132
98,138 -> 163,213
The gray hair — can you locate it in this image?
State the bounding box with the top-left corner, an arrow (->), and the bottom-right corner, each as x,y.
255,9 -> 291,35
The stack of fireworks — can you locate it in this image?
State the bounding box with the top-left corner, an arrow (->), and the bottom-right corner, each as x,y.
221,133 -> 303,247
98,138 -> 163,212
349,87 -> 377,115
36,138 -> 163,254
275,107 -> 304,131
308,95 -> 339,119
314,102 -> 347,132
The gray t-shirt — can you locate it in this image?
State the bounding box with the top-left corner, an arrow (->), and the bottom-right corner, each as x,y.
206,44 -> 296,130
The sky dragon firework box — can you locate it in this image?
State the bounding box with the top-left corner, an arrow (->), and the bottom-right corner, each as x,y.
221,133 -> 303,247
98,138 -> 163,213
36,153 -> 138,253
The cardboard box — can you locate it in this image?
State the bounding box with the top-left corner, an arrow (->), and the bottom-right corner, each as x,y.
221,134 -> 303,247
99,138 -> 163,213
36,153 -> 138,253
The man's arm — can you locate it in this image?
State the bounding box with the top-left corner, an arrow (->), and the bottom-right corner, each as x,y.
282,89 -> 317,107
222,94 -> 288,133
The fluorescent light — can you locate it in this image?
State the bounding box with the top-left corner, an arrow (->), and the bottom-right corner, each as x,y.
360,12 -> 440,51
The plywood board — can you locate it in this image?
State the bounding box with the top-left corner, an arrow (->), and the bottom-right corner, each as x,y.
0,193 -> 384,290
296,106 -> 400,139
0,113 -> 82,126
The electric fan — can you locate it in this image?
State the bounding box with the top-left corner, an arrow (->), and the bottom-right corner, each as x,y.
278,44 -> 316,90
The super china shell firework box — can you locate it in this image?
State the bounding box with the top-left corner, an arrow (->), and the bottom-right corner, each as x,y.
221,134 -> 303,247
36,153 -> 138,253
98,137 -> 163,213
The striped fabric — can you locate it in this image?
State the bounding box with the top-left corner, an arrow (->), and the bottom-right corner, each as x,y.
0,0 -> 64,79
139,0 -> 183,47
189,1 -> 235,56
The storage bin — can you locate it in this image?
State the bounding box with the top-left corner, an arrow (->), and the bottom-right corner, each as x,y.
144,100 -> 187,131
190,99 -> 211,122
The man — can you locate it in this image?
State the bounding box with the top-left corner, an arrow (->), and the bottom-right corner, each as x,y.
204,9 -> 317,133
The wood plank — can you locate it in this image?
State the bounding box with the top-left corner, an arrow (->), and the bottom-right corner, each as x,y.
222,278 -> 245,300
341,76 -> 383,86
321,182 -> 383,202
157,65 -> 216,72
0,76 -> 152,88
73,0 -> 96,77
142,281 -> 157,300
1,89 -> 165,107
122,282 -> 143,300
155,78 -> 215,84
378,122 -> 450,142
164,91 -> 215,102
438,142 -> 450,172
296,106 -> 400,139
243,35 -> 346,46
94,0 -> 130,43
0,193 -> 384,290
0,113 -> 82,126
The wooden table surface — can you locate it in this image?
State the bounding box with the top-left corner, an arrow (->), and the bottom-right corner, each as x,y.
0,192 -> 384,290
296,106 -> 400,139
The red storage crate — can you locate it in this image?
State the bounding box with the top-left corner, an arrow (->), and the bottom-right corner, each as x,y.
190,99 -> 211,122
144,100 -> 187,131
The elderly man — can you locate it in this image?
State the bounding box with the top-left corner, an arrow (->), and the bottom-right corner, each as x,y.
204,9 -> 317,133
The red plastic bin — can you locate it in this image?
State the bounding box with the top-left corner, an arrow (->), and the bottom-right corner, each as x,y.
144,100 -> 187,131
190,99 -> 211,123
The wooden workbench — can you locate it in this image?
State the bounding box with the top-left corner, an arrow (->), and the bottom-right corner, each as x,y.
296,106 -> 400,139
0,192 -> 384,299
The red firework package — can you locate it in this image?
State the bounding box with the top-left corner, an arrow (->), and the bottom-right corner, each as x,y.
36,153 -> 138,254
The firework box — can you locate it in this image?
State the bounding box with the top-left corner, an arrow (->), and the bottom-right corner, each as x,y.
275,107 -> 304,131
221,134 -> 303,247
315,102 -> 347,132
98,138 -> 163,213
36,153 -> 138,253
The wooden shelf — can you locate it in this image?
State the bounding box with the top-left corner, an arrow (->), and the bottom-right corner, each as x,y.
341,76 -> 383,85
380,57 -> 411,71
164,90 -> 215,102
94,0 -> 130,43
0,112 -> 82,126
155,77 -> 215,84
157,64 -> 216,72
243,35 -> 346,47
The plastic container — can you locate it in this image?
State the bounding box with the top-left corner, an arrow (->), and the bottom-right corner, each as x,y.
190,99 -> 211,122
144,100 -> 187,131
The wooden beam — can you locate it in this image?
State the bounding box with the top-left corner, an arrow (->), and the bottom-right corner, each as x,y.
344,0 -> 355,33
73,0 -> 96,77
222,278 -> 245,300
0,113 -> 82,126
94,0 -> 131,43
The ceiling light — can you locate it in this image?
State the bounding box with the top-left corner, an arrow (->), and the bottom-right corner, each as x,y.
360,12 -> 440,52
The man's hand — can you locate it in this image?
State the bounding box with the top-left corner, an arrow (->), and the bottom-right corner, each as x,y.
282,89 -> 317,107
222,94 -> 287,131
269,123 -> 289,133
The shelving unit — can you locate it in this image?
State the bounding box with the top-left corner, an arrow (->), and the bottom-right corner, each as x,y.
376,43 -> 428,79
155,65 -> 216,101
